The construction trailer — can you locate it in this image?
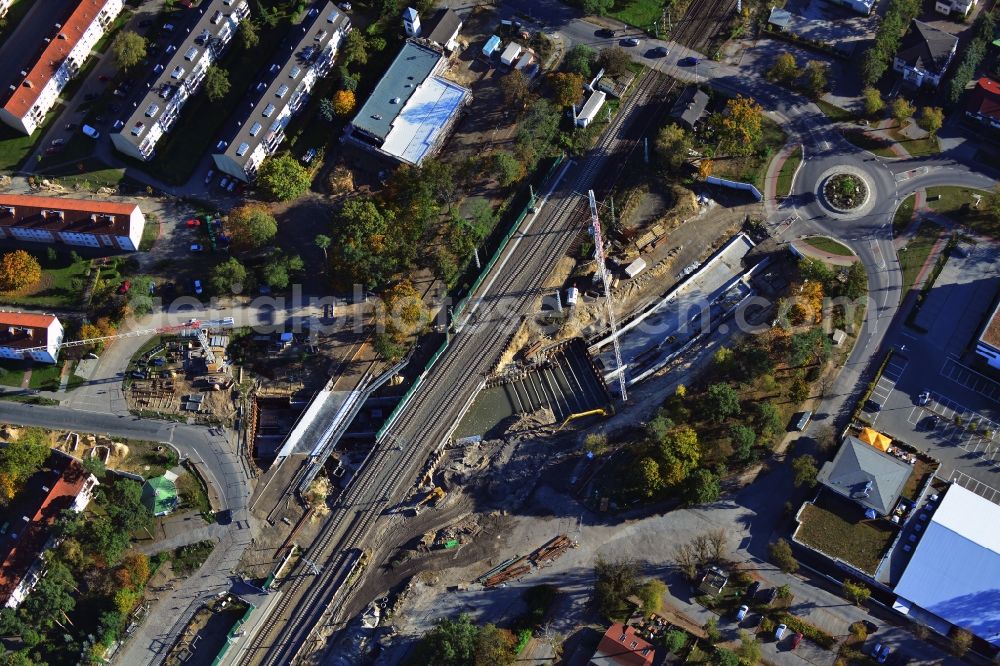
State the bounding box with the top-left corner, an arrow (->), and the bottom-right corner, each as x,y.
576,90 -> 607,128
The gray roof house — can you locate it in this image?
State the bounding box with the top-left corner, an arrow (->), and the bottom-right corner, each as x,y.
111,0 -> 250,161
892,20 -> 958,88
669,86 -> 709,130
423,8 -> 462,52
212,3 -> 350,182
816,436 -> 913,516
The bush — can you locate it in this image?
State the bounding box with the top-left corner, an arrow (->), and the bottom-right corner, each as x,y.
777,613 -> 836,649
769,539 -> 799,573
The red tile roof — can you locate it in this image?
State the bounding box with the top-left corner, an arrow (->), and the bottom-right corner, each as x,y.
967,77 -> 1000,120
0,313 -> 58,352
0,194 -> 137,217
2,0 -> 117,119
590,623 -> 655,666
0,457 -> 90,605
0,194 -> 138,238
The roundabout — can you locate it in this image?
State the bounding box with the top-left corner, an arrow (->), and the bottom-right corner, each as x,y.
822,172 -> 869,214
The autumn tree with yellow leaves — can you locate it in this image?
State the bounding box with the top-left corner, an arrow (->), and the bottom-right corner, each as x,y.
709,96 -> 763,157
0,250 -> 41,292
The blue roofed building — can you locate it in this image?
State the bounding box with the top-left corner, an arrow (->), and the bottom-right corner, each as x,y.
893,484 -> 1000,647
344,40 -> 470,166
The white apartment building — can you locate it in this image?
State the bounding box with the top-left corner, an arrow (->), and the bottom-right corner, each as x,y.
0,313 -> 64,364
111,0 -> 249,161
0,194 -> 146,252
213,3 -> 350,182
935,0 -> 976,16
0,0 -> 123,135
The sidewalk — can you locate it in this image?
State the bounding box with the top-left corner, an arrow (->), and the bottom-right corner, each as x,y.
762,142 -> 801,218
792,238 -> 859,266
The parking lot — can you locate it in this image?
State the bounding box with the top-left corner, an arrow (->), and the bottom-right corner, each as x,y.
859,239 -> 1000,503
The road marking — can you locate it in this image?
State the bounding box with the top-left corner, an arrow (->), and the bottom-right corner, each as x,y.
941,357 -> 1000,404
949,470 -> 1000,506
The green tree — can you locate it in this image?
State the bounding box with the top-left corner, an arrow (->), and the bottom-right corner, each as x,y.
203,65 -> 230,102
790,327 -> 831,366
655,123 -> 691,173
210,258 -> 247,294
799,257 -> 835,286
565,44 -> 595,77
500,69 -> 532,110
638,456 -> 664,497
844,261 -> 868,300
493,151 -> 523,187
238,18 -> 259,49
594,557 -> 640,618
225,203 -> 277,251
413,614 -> 480,665
789,378 -> 809,404
715,648 -> 739,666
314,234 -> 332,261
0,429 -> 50,504
792,454 -> 818,488
704,617 -> 722,643
657,425 -> 701,486
729,424 -> 756,462
342,30 -> 368,65
768,53 -> 799,82
257,153 -> 312,201
582,0 -> 614,15
768,538 -> 798,573
261,253 -> 304,290
704,383 -> 741,422
549,72 -> 584,108
918,106 -> 944,137
475,624 -> 517,665
319,97 -> 335,122
374,331 -> 406,362
950,628 -> 973,657
20,560 -> 75,631
112,30 -> 147,71
637,579 -> 666,612
664,630 -> 688,654
737,630 -> 762,665
333,197 -> 398,288
805,60 -> 828,99
81,455 -> 106,479
891,96 -> 915,127
842,580 -> 872,605
685,468 -> 721,505
598,46 -> 630,77
862,86 -> 885,116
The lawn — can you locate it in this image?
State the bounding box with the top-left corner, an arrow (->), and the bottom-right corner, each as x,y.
139,214 -> 160,251
0,360 -> 26,387
887,125 -> 939,157
893,194 -> 915,235
898,221 -> 943,295
707,116 -> 787,191
775,145 -> 802,197
923,186 -> 996,236
0,258 -> 90,309
803,236 -> 853,256
796,493 -> 896,574
39,158 -> 127,191
606,0 -> 668,31
27,363 -> 64,391
901,458 -> 935,501
0,102 -> 66,172
815,99 -> 857,123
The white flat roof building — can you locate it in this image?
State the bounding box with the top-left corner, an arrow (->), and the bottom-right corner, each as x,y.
576,90 -> 606,128
500,42 -> 522,66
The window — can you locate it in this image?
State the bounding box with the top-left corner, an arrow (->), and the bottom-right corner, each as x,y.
249,122 -> 262,136
236,142 -> 250,156
171,66 -> 185,79
275,84 -> 289,98
289,66 -> 301,79
262,103 -> 275,117
145,103 -> 159,117
185,46 -> 198,61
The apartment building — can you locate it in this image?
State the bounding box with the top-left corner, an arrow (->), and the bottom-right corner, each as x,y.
0,0 -> 123,135
213,2 -> 350,182
935,0 -> 975,16
111,0 -> 249,161
0,312 -> 64,364
892,20 -> 958,89
0,194 -> 146,252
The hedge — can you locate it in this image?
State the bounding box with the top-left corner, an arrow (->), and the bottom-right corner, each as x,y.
777,613 -> 837,649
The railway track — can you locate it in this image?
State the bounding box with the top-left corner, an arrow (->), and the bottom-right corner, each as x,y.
671,0 -> 736,51
239,68 -> 671,666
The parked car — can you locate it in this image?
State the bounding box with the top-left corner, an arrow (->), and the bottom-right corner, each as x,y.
648,45 -> 669,57
595,28 -> 615,38
791,633 -> 803,649
51,138 -> 65,148
204,169 -> 215,184
864,399 -> 882,413
84,93 -> 99,101
338,2 -> 351,10
302,147 -> 318,163
82,124 -> 100,139
736,604 -> 748,621
226,179 -> 236,192
746,581 -> 760,598
761,587 -> 778,605
44,146 -> 63,156
118,280 -> 131,294
679,56 -> 699,66
923,414 -> 940,430
872,643 -> 883,657
775,624 -> 787,640
185,218 -> 200,227
878,645 -> 891,663
917,391 -> 931,405
219,176 -> 230,189
622,37 -> 640,46
193,279 -> 203,295
190,243 -> 203,252
64,123 -> 78,131
98,74 -> 111,82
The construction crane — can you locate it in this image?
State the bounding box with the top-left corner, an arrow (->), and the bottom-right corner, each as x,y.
588,190 -> 628,402
15,317 -> 236,359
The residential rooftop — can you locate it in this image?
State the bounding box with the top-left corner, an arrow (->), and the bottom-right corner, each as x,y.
0,193 -> 138,239
0,313 -> 58,352
896,20 -> 957,74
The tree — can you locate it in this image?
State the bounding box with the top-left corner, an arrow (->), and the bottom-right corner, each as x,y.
637,579 -> 666,612
238,19 -> 259,50
0,429 -> 50,504
203,65 -> 230,102
792,454 -> 818,488
112,31 -> 146,71
657,425 -> 701,486
842,580 -> 871,605
565,44 -> 595,77
638,457 -> 664,497
493,151 -> 523,187
768,538 -> 798,573
342,30 -> 368,65
413,614 -> 479,665
374,332 -> 406,362
698,158 -> 713,179
919,106 -> 944,137
225,203 -> 277,250
333,197 -> 397,288
844,261 -> 868,300
333,89 -> 356,116
549,72 -> 584,108
261,253 -> 303,290
664,630 -> 688,654
475,624 -> 516,665
655,124 -> 691,173
704,617 -> 721,643
319,97 -> 335,122
598,47 -> 630,77
737,630 -> 762,665
950,628 -> 973,657
0,250 -> 41,292
729,424 -> 756,462
685,468 -> 721,505
805,60 -> 828,99
704,383 -> 741,422
581,0 -> 614,15
862,86 -> 885,116
20,560 -> 75,631
710,96 -> 763,157
314,234 -> 331,261
210,257 -> 248,294
379,279 -> 428,341
768,53 -> 799,83
121,551 -> 150,587
891,96 -> 915,127
584,433 -> 609,455
594,557 -> 640,618
500,70 -> 532,110
789,377 -> 809,404
81,456 -> 105,479
257,154 -> 312,201
339,67 -> 359,92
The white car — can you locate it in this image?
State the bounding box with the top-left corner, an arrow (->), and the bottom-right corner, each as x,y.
775,624 -> 787,640
917,391 -> 931,405
82,124 -> 100,139
736,604 -> 748,621
302,147 -> 317,164
193,279 -> 203,295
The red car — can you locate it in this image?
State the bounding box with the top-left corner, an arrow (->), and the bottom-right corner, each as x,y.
118,280 -> 131,294
185,218 -> 200,227
791,633 -> 804,650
